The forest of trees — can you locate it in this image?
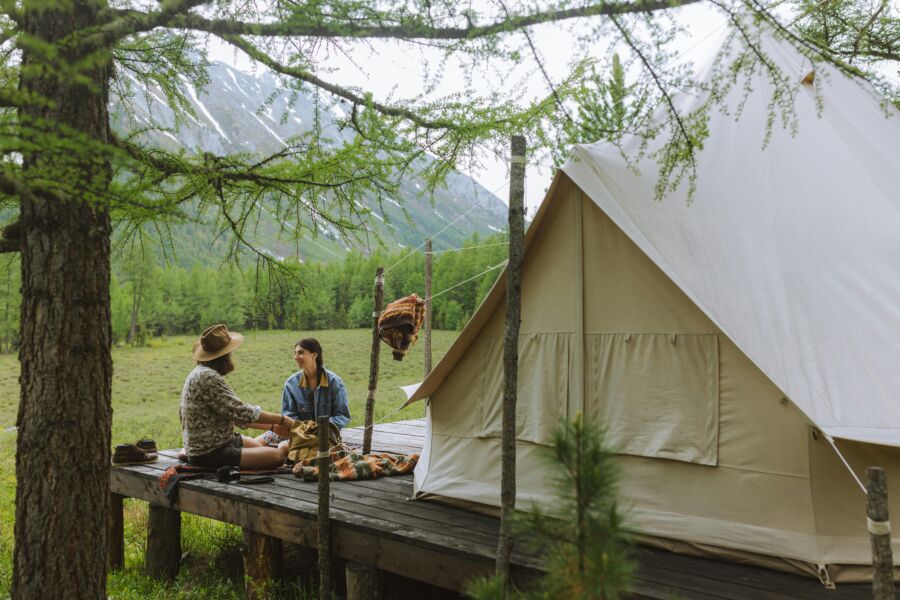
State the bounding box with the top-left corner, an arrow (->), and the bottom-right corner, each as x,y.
0,233 -> 507,352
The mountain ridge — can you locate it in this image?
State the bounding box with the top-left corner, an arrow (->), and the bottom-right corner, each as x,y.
111,61 -> 508,265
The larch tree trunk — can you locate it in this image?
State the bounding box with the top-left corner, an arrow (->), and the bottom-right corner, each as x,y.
496,135 -> 526,583
13,2 -> 113,599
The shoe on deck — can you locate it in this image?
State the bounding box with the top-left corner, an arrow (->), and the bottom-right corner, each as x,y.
135,438 -> 158,454
112,444 -> 158,466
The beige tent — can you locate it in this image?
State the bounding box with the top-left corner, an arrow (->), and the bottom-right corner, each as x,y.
404,32 -> 900,584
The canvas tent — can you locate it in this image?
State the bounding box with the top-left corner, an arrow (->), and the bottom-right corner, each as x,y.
404,30 -> 900,583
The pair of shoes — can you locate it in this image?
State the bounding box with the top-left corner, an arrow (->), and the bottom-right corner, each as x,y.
112,443 -> 158,466
135,438 -> 158,453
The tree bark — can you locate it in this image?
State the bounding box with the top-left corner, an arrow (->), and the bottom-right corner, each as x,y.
317,415 -> 332,600
13,3 -> 113,599
496,135 -> 526,583
867,466 -> 895,599
362,267 -> 384,455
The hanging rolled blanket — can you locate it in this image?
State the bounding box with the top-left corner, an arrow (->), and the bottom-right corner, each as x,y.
377,293 -> 426,361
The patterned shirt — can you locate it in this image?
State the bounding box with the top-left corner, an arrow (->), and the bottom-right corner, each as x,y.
179,365 -> 262,456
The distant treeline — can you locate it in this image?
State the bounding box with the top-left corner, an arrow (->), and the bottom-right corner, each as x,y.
0,233 -> 508,350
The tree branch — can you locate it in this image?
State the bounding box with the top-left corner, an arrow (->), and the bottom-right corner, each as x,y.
114,135 -> 370,188
850,0 -> 888,62
106,0 -> 701,43
609,15 -> 695,168
218,34 -> 460,130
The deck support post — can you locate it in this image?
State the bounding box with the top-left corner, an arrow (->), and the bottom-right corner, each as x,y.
867,466 -> 895,599
243,528 -> 283,600
318,414 -> 333,600
346,561 -> 381,600
108,492 -> 125,571
146,503 -> 181,580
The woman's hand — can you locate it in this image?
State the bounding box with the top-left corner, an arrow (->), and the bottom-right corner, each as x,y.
273,415 -> 295,438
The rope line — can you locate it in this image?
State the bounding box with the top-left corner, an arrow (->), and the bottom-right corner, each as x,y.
383,202 -> 484,274
321,401 -> 416,454
383,177 -> 510,275
424,260 -> 508,302
431,241 -> 509,254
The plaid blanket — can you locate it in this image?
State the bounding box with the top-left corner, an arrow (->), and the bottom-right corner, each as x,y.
377,293 -> 426,361
292,447 -> 419,481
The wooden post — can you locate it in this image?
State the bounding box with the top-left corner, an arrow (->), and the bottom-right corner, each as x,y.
496,135 -> 526,583
317,414 -> 332,600
423,238 -> 433,378
346,561 -> 381,600
363,266 -> 384,455
146,503 -> 181,580
108,493 -> 125,571
867,466 -> 895,599
243,529 -> 282,600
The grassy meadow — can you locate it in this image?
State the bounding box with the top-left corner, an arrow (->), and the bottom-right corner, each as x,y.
0,328 -> 458,598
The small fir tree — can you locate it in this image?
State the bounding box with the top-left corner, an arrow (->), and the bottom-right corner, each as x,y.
468,414 -> 633,600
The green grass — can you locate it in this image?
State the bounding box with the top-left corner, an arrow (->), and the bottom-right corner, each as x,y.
0,328 -> 458,598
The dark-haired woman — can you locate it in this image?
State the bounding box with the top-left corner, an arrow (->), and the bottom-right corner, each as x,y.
180,324 -> 294,469
283,338 -> 350,429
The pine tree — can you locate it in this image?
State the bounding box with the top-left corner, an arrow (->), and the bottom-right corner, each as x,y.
468,414 -> 633,600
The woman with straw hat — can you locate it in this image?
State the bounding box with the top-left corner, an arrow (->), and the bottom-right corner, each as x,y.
179,324 -> 293,469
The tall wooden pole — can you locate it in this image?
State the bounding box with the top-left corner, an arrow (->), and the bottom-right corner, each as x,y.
496,135 -> 526,583
317,415 -> 332,600
363,266 -> 384,455
867,466 -> 895,599
423,238 -> 433,378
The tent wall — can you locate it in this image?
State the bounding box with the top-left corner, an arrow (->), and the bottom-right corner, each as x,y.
414,173 -> 900,577
416,175 -> 583,508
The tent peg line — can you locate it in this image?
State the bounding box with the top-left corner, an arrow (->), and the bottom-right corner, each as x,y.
824,433 -> 867,495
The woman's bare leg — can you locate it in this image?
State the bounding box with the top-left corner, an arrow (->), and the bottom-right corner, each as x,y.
241,435 -> 264,448
239,445 -> 289,469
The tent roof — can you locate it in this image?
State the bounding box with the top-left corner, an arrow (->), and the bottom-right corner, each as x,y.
410,31 -> 900,446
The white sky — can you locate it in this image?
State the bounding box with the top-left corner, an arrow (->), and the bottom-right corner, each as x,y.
207,3 -> 728,213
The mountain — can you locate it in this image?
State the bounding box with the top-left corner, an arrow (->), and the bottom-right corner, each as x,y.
110,62 -> 508,265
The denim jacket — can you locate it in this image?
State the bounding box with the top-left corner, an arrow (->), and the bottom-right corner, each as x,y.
281,368 -> 351,429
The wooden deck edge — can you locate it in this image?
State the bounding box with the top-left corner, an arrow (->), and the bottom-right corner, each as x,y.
110,467 -> 541,592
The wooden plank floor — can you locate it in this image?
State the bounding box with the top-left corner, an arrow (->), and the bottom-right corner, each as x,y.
111,419 -> 871,598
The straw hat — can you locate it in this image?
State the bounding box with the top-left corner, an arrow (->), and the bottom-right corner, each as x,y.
192,324 -> 243,362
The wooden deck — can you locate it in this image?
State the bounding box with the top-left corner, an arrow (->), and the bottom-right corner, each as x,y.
110,419 -> 872,598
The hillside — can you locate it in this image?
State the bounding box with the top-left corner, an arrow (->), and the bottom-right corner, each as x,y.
110,61 -> 508,265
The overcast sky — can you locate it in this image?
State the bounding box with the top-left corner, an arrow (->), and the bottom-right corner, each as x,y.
207,4 -> 728,213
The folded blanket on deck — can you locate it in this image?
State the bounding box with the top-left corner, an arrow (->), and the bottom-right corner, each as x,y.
292,447 -> 419,481
159,465 -> 215,504
158,464 -> 290,504
377,293 -> 426,361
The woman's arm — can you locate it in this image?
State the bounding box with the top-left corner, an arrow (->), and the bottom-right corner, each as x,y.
248,410 -> 295,431
281,377 -> 302,421
330,377 -> 351,429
